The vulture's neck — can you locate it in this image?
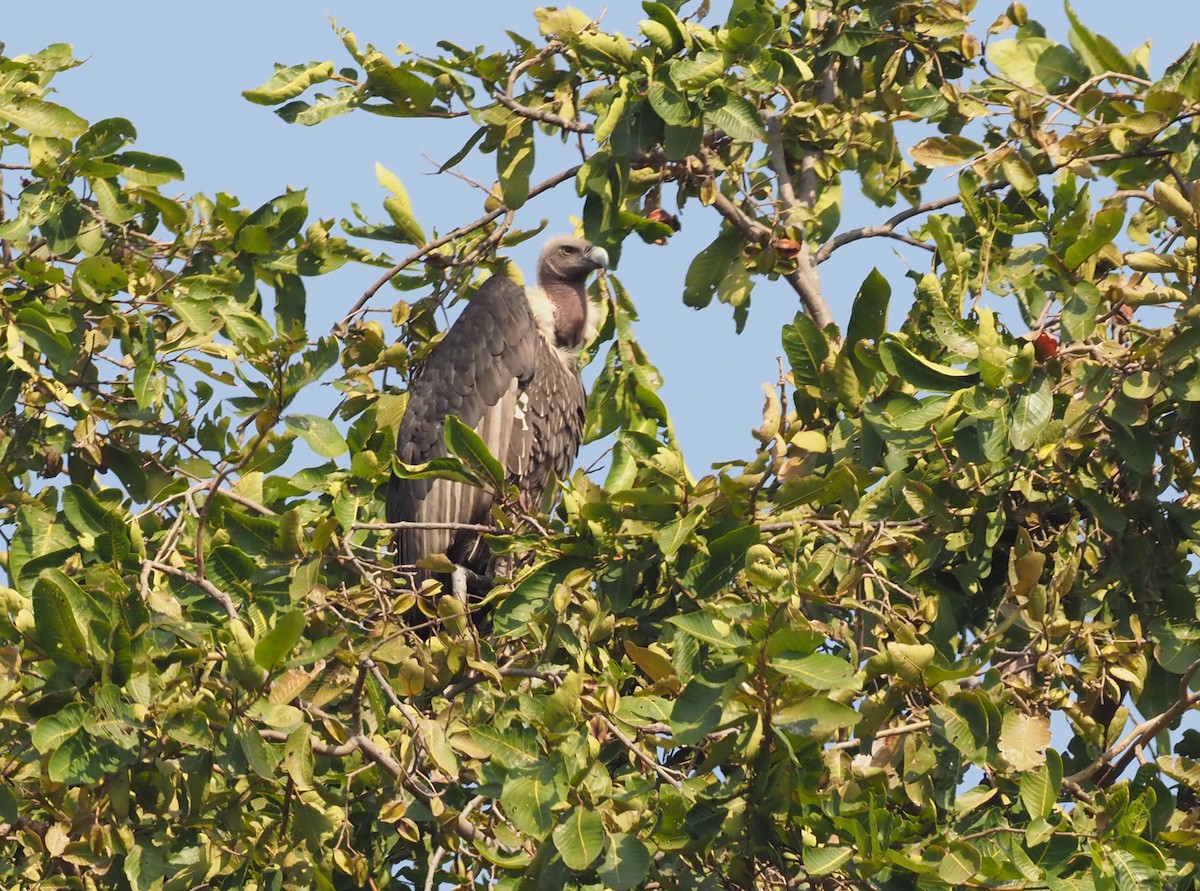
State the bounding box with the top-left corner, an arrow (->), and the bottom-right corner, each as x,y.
529,279 -> 590,363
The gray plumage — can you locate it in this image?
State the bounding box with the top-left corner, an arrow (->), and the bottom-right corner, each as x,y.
387,236 -> 609,583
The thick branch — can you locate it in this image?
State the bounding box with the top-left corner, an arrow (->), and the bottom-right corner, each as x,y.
764,114 -> 834,329
1066,657 -> 1200,787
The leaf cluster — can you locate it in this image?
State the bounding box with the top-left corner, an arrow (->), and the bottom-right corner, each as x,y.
3,3 -> 1200,890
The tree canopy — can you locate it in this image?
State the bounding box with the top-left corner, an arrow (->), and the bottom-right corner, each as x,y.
3,1 -> 1200,888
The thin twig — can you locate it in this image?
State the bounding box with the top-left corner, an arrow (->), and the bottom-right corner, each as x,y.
354,520 -> 499,533
145,560 -> 239,620
826,720 -> 932,752
335,165 -> 582,334
815,187 -> 1004,264
492,91 -> 592,134
601,715 -> 684,789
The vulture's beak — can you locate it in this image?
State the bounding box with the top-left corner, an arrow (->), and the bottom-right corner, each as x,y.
587,246 -> 610,270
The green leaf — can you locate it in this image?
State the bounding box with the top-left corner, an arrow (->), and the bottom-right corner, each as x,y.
76,117 -> 137,157
641,2 -> 688,53
552,807 -> 604,870
716,254 -> 753,332
243,61 -> 336,104
846,268 -> 890,349
236,719 -> 277,779
0,95 -> 87,138
32,572 -> 90,666
226,621 -> 267,692
667,611 -> 750,648
990,38 -> 1087,91
656,507 -> 704,559
1063,204 -> 1125,269
1108,847 -> 1164,891
283,414 -> 348,458
998,711 -> 1050,771
276,87 -> 359,125
501,762 -> 562,840
89,175 -> 137,223
705,94 -> 765,141
1009,372 -> 1053,451
803,846 -> 853,876
670,675 -> 727,744
782,311 -> 830,388
669,50 -> 728,90
683,229 -> 740,308
938,844 -> 983,885
1060,281 -> 1102,342
1000,155 -> 1039,195
16,306 -> 74,370
10,507 -> 76,588
112,151 -> 184,186
1066,2 -> 1135,77
594,84 -> 629,146
975,308 -> 1008,388
770,653 -> 860,691
930,699 -> 988,765
879,336 -> 979,392
375,162 -> 426,245
31,703 -> 88,754
909,135 -> 983,167
1019,749 -> 1062,819
443,414 -> 505,491
497,120 -> 534,209
597,833 -> 651,890
74,255 -> 129,303
648,79 -> 696,127
535,6 -> 595,36
470,725 -> 540,769
254,609 -> 306,670
773,697 -> 860,736
61,485 -> 114,537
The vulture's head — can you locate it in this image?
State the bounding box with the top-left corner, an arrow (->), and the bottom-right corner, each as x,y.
537,235 -> 609,286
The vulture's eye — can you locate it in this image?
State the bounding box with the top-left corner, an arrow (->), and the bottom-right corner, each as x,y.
561,245 -> 576,255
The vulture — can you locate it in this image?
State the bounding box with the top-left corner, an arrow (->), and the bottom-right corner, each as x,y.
386,235 -> 609,596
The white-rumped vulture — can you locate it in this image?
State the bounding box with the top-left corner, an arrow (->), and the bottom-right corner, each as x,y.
386,235 -> 608,587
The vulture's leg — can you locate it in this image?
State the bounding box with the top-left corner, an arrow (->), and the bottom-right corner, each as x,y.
451,566 -> 469,605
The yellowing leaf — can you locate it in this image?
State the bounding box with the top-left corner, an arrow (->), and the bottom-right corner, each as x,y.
998,712 -> 1050,771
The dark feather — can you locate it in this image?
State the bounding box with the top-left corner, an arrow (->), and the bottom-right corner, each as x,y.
387,275 -> 539,573
386,236 -> 605,604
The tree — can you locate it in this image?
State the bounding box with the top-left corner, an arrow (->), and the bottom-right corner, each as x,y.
3,1 -> 1200,887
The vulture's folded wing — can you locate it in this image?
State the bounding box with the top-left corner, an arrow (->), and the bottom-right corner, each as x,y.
387,275 -> 540,572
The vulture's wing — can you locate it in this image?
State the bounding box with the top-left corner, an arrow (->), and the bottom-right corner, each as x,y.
523,345 -> 586,509
387,275 -> 541,573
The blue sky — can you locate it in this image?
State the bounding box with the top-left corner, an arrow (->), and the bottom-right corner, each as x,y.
4,2 -> 1193,473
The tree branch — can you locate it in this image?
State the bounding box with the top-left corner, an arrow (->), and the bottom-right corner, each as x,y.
492,90 -> 592,134
814,190 -> 991,264
825,720 -> 932,752
764,114 -> 834,328
600,715 -> 684,789
1065,657 -> 1200,787
145,560 -> 239,621
335,165 -> 581,335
